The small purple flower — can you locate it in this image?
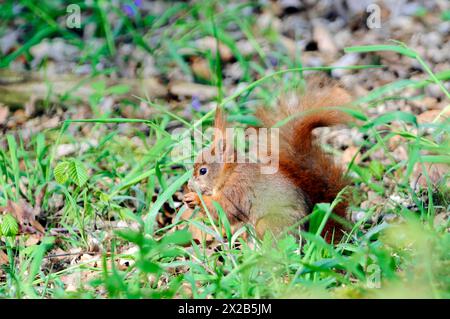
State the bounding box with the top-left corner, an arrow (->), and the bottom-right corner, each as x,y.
122,0 -> 142,17
122,4 -> 135,17
191,96 -> 202,111
269,56 -> 278,67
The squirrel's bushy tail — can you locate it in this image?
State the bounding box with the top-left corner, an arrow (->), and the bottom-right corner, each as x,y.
256,74 -> 353,155
256,74 -> 354,242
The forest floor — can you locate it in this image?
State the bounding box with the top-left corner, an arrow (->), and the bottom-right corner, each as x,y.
0,0 -> 449,298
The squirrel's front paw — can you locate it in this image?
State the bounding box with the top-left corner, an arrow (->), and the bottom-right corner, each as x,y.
183,192 -> 200,209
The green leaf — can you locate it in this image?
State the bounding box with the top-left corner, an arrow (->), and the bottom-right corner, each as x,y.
369,160 -> 385,180
115,229 -> 144,245
91,81 -> 106,92
341,107 -> 368,121
227,114 -> 262,126
68,159 -> 89,187
54,161 -> 70,184
344,45 -> 417,59
136,260 -> 162,274
362,111 -> 418,130
161,230 -> 192,246
420,155 -> 450,164
308,203 -> 330,235
0,214 -> 19,237
7,134 -> 20,201
145,170 -> 192,234
413,7 -> 427,17
355,79 -> 417,104
106,84 -> 130,95
441,10 -> 450,21
213,200 -> 232,242
54,159 -> 88,187
159,247 -> 184,258
29,237 -> 55,284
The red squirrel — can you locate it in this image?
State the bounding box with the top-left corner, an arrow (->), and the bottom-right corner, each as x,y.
183,75 -> 353,242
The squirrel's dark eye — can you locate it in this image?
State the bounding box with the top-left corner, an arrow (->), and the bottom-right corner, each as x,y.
199,167 -> 208,175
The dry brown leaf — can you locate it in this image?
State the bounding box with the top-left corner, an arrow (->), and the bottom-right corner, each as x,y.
87,235 -> 101,253
190,56 -> 212,80
25,234 -> 42,246
2,200 -> 44,234
0,186 -> 47,235
411,97 -> 438,110
434,212 -> 449,229
341,146 -> 361,166
79,253 -> 99,266
13,109 -> 27,125
196,36 -> 233,62
61,253 -> 101,293
391,145 -> 408,162
60,269 -> 99,292
313,20 -> 338,58
388,135 -> 409,161
388,135 -> 407,151
59,272 -> 81,292
47,247 -> 71,263
417,109 -> 449,124
410,162 -> 449,189
0,250 -> 8,266
0,104 -> 9,124
121,101 -> 158,119
169,82 -> 218,101
117,246 -> 138,270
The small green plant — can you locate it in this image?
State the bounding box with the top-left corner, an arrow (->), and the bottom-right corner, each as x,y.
54,159 -> 89,188
0,214 -> 19,237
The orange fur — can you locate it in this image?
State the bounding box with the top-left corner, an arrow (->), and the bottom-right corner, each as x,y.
184,74 -> 354,243
256,75 -> 353,241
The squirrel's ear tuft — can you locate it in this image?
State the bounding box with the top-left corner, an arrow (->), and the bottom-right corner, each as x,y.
213,106 -> 226,149
214,106 -> 226,133
212,106 -> 234,163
